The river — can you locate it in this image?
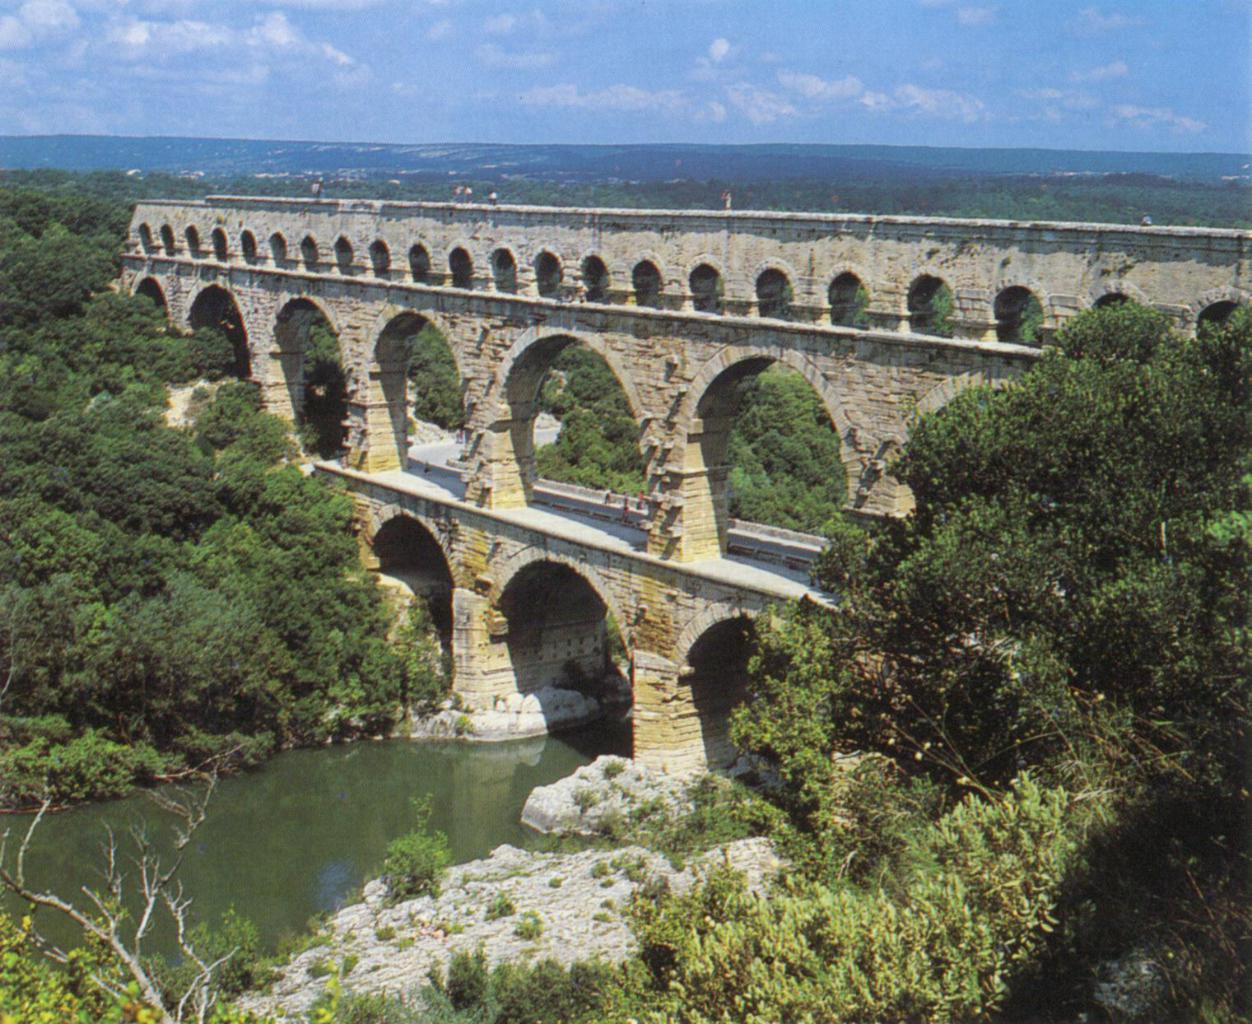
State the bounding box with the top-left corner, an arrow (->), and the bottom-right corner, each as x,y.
3,722 -> 629,958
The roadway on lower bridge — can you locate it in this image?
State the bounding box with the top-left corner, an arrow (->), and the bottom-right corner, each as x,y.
332,438 -> 831,605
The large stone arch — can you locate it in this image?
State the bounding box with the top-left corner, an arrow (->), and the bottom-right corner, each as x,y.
188,282 -> 251,379
488,547 -> 631,639
133,275 -> 169,317
363,306 -> 466,472
676,601 -> 758,662
267,293 -> 345,435
365,503 -> 458,571
486,549 -> 632,703
663,343 -> 861,560
472,327 -> 651,509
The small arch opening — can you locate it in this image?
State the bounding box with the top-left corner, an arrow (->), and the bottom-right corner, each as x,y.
492,248 -> 518,293
184,225 -> 201,257
274,298 -> 347,458
370,240 -> 391,278
497,561 -> 630,734
334,236 -> 354,275
908,274 -> 954,337
756,268 -> 793,321
269,232 -> 288,265
371,515 -> 455,666
1198,300 -> 1239,328
300,235 -> 320,271
1094,292 -> 1129,309
994,286 -> 1045,344
138,223 -> 154,253
449,247 -> 474,289
685,616 -> 755,769
581,256 -> 610,302
632,260 -> 662,308
690,264 -> 723,314
535,251 -> 562,298
210,227 -> 228,262
409,244 -> 432,284
829,272 -> 869,327
189,285 -> 251,380
160,224 -> 177,255
241,231 -> 259,264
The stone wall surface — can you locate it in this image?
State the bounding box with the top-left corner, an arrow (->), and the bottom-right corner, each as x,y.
123,199 -> 1248,771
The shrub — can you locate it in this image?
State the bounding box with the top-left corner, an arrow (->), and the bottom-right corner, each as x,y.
513,911 -> 544,941
631,777 -> 1080,1023
484,892 -> 515,921
443,948 -> 488,1011
382,798 -> 450,903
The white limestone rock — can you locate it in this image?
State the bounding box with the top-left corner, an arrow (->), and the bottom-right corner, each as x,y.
521,755 -> 692,836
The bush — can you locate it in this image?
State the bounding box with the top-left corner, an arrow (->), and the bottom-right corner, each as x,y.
443,948 -> 488,1011
513,911 -> 543,941
484,892 -> 515,921
382,798 -> 450,903
631,777 -> 1080,1023
0,732 -> 166,806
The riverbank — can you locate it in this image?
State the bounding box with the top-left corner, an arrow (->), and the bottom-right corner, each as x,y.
240,836 -> 780,1018
239,755 -> 782,1018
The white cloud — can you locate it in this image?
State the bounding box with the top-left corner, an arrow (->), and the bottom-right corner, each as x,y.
725,83 -> 796,124
519,82 -> 688,114
19,0 -> 79,34
0,0 -> 78,49
708,36 -> 730,62
777,69 -> 863,102
0,15 -> 31,48
484,13 -> 515,34
475,42 -> 553,70
956,6 -> 996,25
1072,6 -> 1143,33
1111,103 -> 1205,133
253,0 -> 389,8
1070,59 -> 1127,82
424,17 -> 452,40
858,82 -> 987,122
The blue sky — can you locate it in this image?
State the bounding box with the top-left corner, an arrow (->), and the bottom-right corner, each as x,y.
0,0 -> 1247,152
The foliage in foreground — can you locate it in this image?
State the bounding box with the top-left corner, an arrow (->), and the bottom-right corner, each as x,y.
631,777 -> 1077,1023
730,304 -> 1249,1019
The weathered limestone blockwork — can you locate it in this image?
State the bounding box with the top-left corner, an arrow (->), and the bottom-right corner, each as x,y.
120,198 -> 1248,771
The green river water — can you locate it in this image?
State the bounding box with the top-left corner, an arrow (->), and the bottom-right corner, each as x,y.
4,723 -> 629,957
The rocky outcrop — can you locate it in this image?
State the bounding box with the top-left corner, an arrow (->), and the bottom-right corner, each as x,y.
520,755 -> 692,836
407,686 -> 623,742
239,837 -> 782,1019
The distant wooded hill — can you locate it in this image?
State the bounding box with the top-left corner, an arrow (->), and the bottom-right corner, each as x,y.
1,135 -> 1247,183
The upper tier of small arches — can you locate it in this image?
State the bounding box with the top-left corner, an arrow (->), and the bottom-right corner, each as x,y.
131,204 -> 1249,342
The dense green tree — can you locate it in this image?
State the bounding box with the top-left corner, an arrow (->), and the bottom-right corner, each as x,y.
729,304 -> 1249,1018
727,367 -> 847,531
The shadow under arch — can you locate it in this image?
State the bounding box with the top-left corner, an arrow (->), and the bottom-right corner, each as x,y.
369,511 -> 455,656
672,344 -> 857,559
188,284 -> 251,379
272,296 -> 347,457
486,330 -> 650,507
369,310 -> 464,472
681,614 -> 756,770
493,557 -> 631,736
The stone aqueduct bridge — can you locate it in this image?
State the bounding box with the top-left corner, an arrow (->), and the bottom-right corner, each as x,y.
122,197 -> 1248,770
